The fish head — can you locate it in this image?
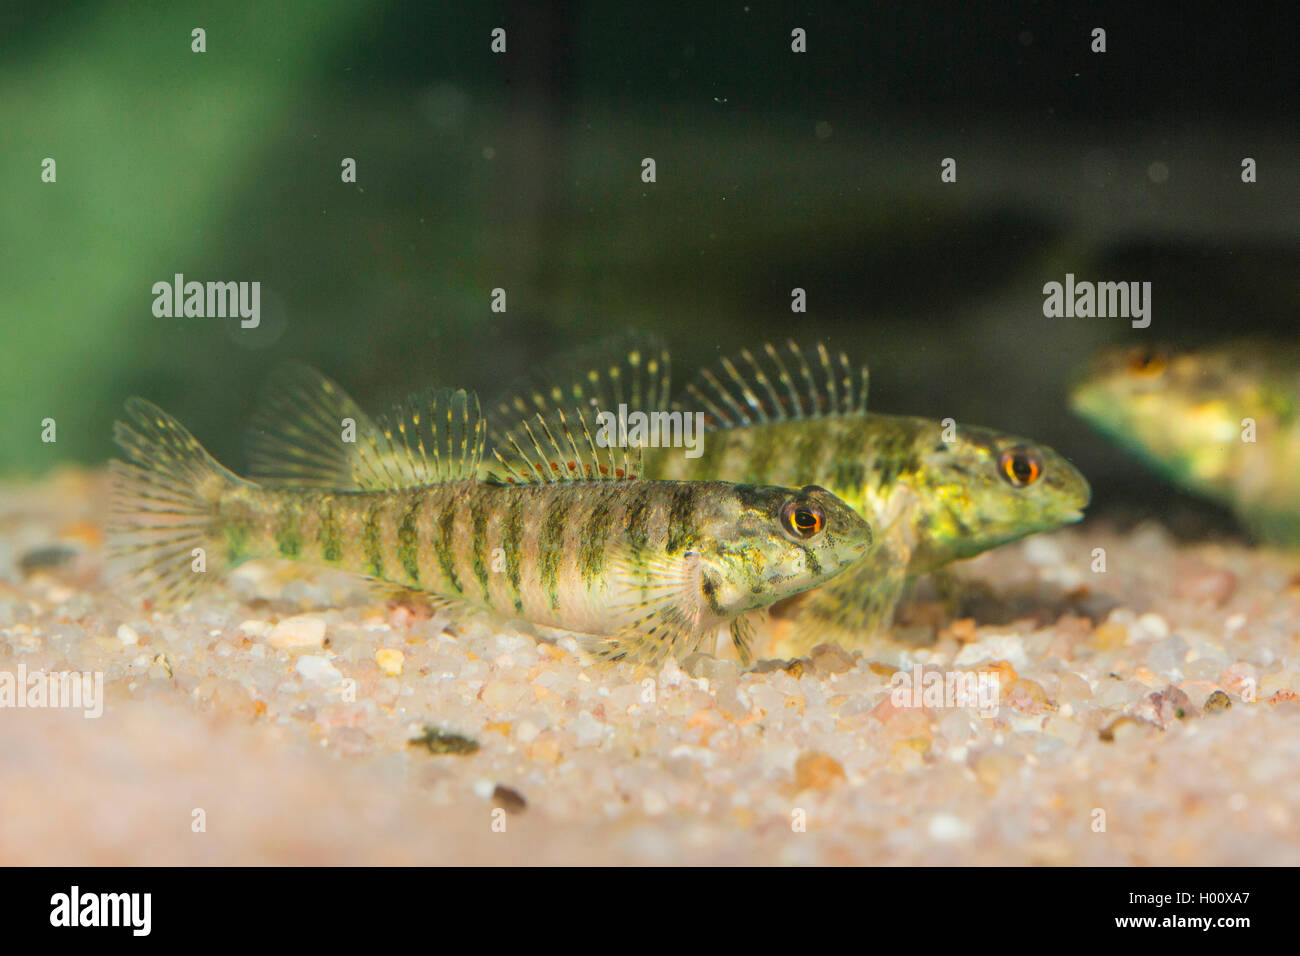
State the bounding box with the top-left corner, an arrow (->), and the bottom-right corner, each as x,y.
909,422 -> 1091,567
1070,343 -> 1255,494
696,483 -> 873,615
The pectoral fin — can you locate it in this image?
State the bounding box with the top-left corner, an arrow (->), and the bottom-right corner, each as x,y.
766,532 -> 911,658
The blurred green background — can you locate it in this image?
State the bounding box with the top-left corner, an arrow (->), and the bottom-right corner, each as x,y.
3,0 -> 1297,531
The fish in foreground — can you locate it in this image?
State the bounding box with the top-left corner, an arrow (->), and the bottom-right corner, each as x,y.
1071,341 -> 1300,546
491,338 -> 1091,654
107,367 -> 872,665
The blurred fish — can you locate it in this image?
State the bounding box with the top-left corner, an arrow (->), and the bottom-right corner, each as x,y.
491,339 -> 1091,654
108,367 -> 872,665
1071,341 -> 1300,545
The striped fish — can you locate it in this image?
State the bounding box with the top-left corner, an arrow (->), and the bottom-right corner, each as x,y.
108,367 -> 872,665
491,338 -> 1091,655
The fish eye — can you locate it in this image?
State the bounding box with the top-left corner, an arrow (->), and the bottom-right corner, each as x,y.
1126,347 -> 1166,376
781,501 -> 825,539
998,447 -> 1042,488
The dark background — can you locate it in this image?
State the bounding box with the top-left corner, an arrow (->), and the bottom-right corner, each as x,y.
3,0 -> 1297,535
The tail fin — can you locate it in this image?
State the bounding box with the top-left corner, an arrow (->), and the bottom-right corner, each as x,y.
108,397 -> 245,606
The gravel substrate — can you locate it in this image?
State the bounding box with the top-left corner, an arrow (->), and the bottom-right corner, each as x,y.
2,468 -> 1299,865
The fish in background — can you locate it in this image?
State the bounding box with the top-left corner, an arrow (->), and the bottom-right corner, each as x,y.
490,338 -> 1092,657
108,366 -> 872,666
1071,341 -> 1300,546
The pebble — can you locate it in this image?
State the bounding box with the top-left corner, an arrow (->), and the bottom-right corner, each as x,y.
481,679 -> 526,711
411,727 -> 480,755
375,648 -> 404,677
295,655 -> 343,687
269,615 -> 327,650
810,643 -> 855,674
1135,613 -> 1170,640
574,710 -> 608,747
1259,671 -> 1299,698
492,784 -> 527,814
116,624 -> 139,646
1203,690 -> 1232,715
794,751 -> 845,790
1173,564 -> 1237,606
1057,672 -> 1093,702
928,813 -> 973,841
643,790 -> 669,815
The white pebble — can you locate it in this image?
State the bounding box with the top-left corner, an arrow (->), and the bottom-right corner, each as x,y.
643,790 -> 668,815
928,814 -> 973,841
270,615 -> 327,649
954,633 -> 1028,670
1137,613 -> 1170,640
295,655 -> 343,687
574,710 -> 608,747
116,624 -> 139,646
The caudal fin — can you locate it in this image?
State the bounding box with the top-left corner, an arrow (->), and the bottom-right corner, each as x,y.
108,397 -> 245,606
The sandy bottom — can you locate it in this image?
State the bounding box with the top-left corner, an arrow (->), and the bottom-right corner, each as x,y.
2,469 -> 1299,865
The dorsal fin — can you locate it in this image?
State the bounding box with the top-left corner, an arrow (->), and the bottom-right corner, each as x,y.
358,387 -> 486,488
245,363 -> 380,489
246,364 -> 484,490
490,405 -> 643,484
486,333 -> 672,446
680,341 -> 868,430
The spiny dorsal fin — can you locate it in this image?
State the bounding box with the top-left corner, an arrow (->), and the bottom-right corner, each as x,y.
487,332 -> 672,447
355,388 -> 486,488
247,364 -> 485,490
680,341 -> 868,430
246,363 -> 380,489
490,404 -> 643,484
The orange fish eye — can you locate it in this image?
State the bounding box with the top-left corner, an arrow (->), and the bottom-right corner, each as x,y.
1126,347 -> 1166,376
999,447 -> 1042,487
781,501 -> 825,539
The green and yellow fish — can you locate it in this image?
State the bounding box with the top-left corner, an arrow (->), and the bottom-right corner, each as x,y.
108,367 -> 872,665
491,339 -> 1091,655
1071,340 -> 1300,545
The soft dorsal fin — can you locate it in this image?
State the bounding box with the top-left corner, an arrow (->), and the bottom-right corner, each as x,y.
246,364 -> 485,490
491,405 -> 643,484
358,387 -> 486,488
681,341 -> 869,430
245,363 -> 381,489
487,333 -> 672,446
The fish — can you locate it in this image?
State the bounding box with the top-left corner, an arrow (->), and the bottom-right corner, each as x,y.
107,366 -> 873,665
1070,340 -> 1300,545
490,338 -> 1091,655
